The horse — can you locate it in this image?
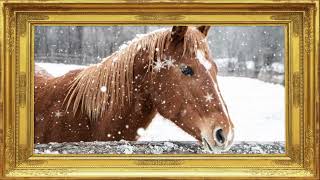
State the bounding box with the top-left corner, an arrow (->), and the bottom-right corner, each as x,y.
34,26 -> 234,151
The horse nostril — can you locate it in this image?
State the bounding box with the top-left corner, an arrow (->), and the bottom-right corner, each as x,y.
215,129 -> 225,144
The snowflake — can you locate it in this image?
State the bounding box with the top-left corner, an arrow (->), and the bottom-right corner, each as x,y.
163,57 -> 176,69
204,93 -> 214,103
153,59 -> 164,72
100,86 -> 107,92
55,110 -> 63,118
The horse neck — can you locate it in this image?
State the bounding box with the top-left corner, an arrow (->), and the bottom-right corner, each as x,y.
91,51 -> 156,141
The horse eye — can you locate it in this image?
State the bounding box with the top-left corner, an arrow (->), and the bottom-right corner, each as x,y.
180,65 -> 194,76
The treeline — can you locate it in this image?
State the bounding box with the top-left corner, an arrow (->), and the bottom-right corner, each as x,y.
34,26 -> 284,84
208,26 -> 284,84
35,26 -> 150,64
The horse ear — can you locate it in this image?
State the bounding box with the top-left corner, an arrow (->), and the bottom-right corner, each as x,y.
197,26 -> 210,36
171,26 -> 188,41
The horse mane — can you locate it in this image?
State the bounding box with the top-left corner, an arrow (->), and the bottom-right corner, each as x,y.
65,27 -> 210,121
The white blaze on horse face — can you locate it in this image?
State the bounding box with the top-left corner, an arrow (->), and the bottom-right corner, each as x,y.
196,50 -> 212,71
213,81 -> 229,120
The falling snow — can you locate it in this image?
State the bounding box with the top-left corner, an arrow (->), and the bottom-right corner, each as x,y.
36,55 -> 285,154
204,93 -> 214,103
100,86 -> 107,92
54,110 -> 63,118
153,59 -> 164,72
37,62 -> 285,142
163,57 -> 176,69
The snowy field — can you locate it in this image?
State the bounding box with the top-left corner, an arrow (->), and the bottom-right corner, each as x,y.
36,62 -> 285,143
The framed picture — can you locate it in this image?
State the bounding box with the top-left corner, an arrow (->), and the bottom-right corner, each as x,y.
0,0 -> 319,179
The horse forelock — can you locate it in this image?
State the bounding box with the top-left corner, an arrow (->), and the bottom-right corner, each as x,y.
65,27 -> 210,122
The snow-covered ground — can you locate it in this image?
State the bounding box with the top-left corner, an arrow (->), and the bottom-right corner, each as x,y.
36,62 -> 285,142
36,63 -> 85,77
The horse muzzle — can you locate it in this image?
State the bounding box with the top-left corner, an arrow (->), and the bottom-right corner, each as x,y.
201,126 -> 234,153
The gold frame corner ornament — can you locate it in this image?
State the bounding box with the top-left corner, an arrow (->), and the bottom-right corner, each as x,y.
0,0 -> 319,179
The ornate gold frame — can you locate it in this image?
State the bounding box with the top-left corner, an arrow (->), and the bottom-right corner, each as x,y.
0,0 -> 319,179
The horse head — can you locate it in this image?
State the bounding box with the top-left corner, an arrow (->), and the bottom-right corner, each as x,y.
151,26 -> 234,151
64,26 -> 234,151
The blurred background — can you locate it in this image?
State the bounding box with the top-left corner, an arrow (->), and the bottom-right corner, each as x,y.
34,26 -> 285,85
